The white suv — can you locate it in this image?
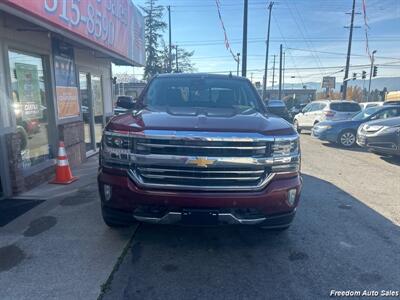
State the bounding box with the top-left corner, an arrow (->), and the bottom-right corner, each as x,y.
293,100 -> 361,133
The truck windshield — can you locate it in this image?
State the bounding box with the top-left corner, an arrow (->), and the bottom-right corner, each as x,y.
144,77 -> 262,112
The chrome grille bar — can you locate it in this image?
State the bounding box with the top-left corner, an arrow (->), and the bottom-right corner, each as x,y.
136,142 -> 267,150
138,167 -> 265,175
139,174 -> 262,181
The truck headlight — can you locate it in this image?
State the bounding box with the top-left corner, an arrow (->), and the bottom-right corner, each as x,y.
271,137 -> 300,173
104,134 -> 131,149
101,131 -> 132,166
272,138 -> 299,157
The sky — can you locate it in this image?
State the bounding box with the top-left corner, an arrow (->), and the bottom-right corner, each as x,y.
116,0 -> 400,86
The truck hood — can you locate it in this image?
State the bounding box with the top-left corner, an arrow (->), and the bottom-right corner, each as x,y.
107,108 -> 296,136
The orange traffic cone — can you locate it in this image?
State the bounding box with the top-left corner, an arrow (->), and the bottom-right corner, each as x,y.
49,141 -> 78,184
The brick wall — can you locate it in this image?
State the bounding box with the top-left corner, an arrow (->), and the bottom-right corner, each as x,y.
6,132 -> 24,194
58,121 -> 86,168
5,120 -> 86,195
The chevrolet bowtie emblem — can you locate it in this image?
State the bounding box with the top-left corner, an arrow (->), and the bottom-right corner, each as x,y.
186,157 -> 215,168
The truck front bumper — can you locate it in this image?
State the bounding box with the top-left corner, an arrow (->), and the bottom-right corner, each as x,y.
98,168 -> 302,227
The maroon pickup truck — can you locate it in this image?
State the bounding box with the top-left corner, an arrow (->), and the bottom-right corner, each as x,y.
98,74 -> 302,230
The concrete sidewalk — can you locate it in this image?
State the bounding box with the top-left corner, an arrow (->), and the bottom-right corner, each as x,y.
0,156 -> 136,300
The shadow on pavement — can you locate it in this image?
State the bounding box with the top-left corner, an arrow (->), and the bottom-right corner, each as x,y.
102,174 -> 400,300
379,155 -> 400,166
320,141 -> 368,153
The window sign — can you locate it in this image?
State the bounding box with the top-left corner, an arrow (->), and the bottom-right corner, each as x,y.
53,39 -> 80,119
15,63 -> 43,120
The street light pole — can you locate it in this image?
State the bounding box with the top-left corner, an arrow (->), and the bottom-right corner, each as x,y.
262,1 -> 274,100
367,50 -> 377,102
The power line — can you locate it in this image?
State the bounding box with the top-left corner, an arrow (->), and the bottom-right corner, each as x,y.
284,0 -> 324,76
272,13 -> 304,85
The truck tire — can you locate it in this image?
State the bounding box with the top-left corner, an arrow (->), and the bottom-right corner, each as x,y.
101,207 -> 132,228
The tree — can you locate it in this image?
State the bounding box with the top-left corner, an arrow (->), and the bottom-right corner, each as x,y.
160,40 -> 196,73
141,0 -> 166,80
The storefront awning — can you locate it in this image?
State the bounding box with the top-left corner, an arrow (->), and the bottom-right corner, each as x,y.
0,0 -> 145,67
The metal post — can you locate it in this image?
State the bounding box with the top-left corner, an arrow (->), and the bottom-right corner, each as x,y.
237,53 -> 240,76
342,0 -> 356,100
367,50 -> 377,102
278,44 -> 283,99
175,45 -> 179,73
262,1 -> 274,100
168,6 -> 172,73
272,55 -> 276,90
282,51 -> 286,90
241,0 -> 248,77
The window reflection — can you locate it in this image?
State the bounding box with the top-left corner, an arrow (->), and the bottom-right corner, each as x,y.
8,50 -> 51,169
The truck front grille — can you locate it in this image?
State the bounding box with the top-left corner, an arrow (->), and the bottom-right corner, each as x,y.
126,133 -> 277,191
137,165 -> 267,188
134,138 -> 271,157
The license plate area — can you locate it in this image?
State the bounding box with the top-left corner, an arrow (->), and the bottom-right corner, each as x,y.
181,209 -> 219,225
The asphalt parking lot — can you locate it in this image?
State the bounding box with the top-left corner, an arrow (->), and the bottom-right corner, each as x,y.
101,134 -> 400,300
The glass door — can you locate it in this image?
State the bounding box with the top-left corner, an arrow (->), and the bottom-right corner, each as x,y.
79,72 -> 95,152
79,72 -> 104,153
91,75 -> 104,149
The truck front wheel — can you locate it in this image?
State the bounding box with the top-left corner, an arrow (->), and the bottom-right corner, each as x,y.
101,206 -> 133,228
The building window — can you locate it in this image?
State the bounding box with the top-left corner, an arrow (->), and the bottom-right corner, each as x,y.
8,50 -> 51,169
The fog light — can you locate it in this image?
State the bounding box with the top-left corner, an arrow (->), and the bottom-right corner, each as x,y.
104,184 -> 112,201
287,189 -> 297,206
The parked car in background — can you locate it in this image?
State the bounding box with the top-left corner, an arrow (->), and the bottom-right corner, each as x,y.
359,102 -> 383,110
289,103 -> 308,117
114,95 -> 136,115
383,99 -> 400,106
357,116 -> 400,156
312,105 -> 400,147
265,99 -> 292,122
293,100 -> 361,133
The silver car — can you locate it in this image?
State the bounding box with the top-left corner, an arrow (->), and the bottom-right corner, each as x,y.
293,100 -> 361,133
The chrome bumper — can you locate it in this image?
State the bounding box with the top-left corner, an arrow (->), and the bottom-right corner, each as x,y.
133,211 -> 267,225
133,210 -> 296,226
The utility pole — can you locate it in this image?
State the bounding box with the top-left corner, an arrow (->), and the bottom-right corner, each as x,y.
175,45 -> 179,72
271,55 -> 276,90
342,0 -> 356,100
278,44 -> 283,99
282,51 -> 286,90
262,1 -> 274,100
236,53 -> 240,76
367,50 -> 377,102
241,0 -> 248,77
168,6 -> 172,73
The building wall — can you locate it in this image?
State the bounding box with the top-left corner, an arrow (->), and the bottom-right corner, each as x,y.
0,13 -> 113,196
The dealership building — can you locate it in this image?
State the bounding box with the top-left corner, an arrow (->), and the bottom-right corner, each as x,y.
0,0 -> 144,198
